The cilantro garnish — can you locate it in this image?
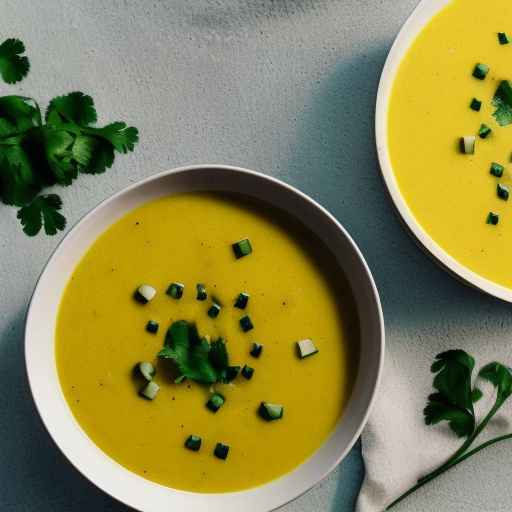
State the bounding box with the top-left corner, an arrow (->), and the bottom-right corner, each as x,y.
157,321 -> 236,385
0,39 -> 29,84
0,38 -> 139,236
492,80 -> 512,126
387,350 -> 512,509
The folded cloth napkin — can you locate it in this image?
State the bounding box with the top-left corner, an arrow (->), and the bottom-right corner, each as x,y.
356,320 -> 512,511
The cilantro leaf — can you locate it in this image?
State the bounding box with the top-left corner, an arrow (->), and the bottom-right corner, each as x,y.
17,194 -> 66,236
0,39 -> 29,84
0,96 -> 42,136
492,80 -> 512,126
477,362 -> 512,405
158,321 -> 218,384
85,122 -> 138,154
46,91 -> 97,126
424,350 -> 476,438
0,154 -> 40,206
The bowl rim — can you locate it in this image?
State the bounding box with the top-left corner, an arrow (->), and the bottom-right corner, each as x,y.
375,0 -> 512,303
24,163 -> 384,512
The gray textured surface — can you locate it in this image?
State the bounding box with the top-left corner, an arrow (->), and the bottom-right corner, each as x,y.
3,0 -> 511,511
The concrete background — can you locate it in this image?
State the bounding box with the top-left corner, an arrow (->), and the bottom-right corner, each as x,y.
2,0 -> 512,511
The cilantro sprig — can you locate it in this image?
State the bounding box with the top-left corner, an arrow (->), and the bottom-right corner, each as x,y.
158,321 -> 236,385
387,350 -> 512,509
0,38 -> 139,236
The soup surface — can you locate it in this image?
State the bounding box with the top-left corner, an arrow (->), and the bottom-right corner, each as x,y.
56,192 -> 358,492
389,0 -> 512,288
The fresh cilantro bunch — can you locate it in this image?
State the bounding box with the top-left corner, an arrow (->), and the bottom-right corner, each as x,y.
387,350 -> 512,509
0,38 -> 139,236
158,320 -> 238,385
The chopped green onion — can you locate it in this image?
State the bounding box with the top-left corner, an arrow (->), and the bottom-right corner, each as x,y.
134,284 -> 156,304
498,183 -> 509,201
472,63 -> 489,80
166,282 -> 184,299
296,339 -> 319,359
239,315 -> 254,332
490,162 -> 504,177
234,292 -> 250,309
134,361 -> 156,381
241,365 -> 254,380
139,380 -> 160,400
250,342 -> 263,358
214,442 -> 230,460
258,402 -> 284,421
498,32 -> 510,45
478,124 -> 492,139
145,320 -> 159,334
459,136 -> 476,154
206,392 -> 225,413
196,283 -> 207,301
185,435 -> 202,451
208,302 -> 221,318
470,98 -> 482,111
487,212 -> 500,225
232,238 -> 252,259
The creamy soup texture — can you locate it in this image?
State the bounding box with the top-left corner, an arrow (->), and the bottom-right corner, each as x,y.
56,192 -> 358,492
389,0 -> 512,288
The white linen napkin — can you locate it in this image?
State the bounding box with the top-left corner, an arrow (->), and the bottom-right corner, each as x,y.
356,311 -> 512,511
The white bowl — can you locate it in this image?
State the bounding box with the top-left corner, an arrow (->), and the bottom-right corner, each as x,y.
25,164 -> 384,512
376,0 -> 512,302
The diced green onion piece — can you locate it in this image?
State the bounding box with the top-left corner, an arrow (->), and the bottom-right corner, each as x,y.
185,435 -> 202,451
472,63 -> 489,80
478,124 -> 492,139
498,32 -> 510,45
250,342 -> 263,358
498,183 -> 509,201
296,339 -> 319,359
232,238 -> 252,259
139,380 -> 160,400
487,212 -> 500,225
239,315 -> 254,332
225,366 -> 240,382
208,302 -> 221,318
134,284 -> 156,304
206,392 -> 225,412
258,402 -> 284,421
234,292 -> 250,309
135,361 -> 156,381
196,283 -> 207,301
490,162 -> 504,177
241,365 -> 254,380
166,282 -> 184,299
214,442 -> 230,460
470,98 -> 482,111
459,136 -> 476,154
145,320 -> 159,334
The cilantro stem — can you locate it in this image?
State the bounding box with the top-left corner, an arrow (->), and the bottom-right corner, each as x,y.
386,432 -> 512,510
387,400 -> 504,510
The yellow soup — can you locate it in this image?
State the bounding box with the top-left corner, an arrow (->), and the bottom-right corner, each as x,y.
389,0 -> 512,288
56,192 -> 358,493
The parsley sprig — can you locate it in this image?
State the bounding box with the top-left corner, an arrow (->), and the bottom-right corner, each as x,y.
158,320 -> 235,385
387,350 -> 512,509
0,38 -> 139,236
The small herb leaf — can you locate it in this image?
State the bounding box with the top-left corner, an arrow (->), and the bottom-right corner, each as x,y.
478,362 -> 512,405
17,194 -> 66,236
492,80 -> 512,126
0,39 -> 30,84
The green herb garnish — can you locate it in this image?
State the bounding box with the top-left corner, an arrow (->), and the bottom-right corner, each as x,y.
487,211 -> 499,225
0,38 -> 139,236
158,321 -> 236,385
497,183 -> 509,201
490,162 -> 504,177
387,350 -> 512,509
0,38 -> 29,84
492,80 -> 512,126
